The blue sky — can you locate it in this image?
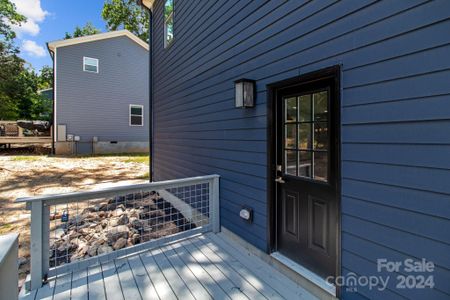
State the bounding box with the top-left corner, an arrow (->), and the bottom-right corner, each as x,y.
12,0 -> 107,71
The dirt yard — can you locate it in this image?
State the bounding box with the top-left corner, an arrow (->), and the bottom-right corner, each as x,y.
0,148 -> 149,285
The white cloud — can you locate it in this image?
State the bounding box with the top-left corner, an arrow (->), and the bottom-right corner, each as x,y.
21,40 -> 46,57
11,0 -> 49,36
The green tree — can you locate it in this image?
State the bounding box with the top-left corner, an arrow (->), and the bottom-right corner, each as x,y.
0,51 -> 22,120
31,93 -> 52,121
64,22 -> 101,39
0,0 -> 26,51
102,0 -> 149,43
0,0 -> 26,120
38,65 -> 53,90
0,0 -> 52,121
33,66 -> 54,121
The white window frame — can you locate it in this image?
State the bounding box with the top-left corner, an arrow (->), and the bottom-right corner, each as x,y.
83,56 -> 99,73
164,0 -> 174,48
129,104 -> 144,127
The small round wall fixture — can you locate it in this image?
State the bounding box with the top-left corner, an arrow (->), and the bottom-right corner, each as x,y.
235,78 -> 256,108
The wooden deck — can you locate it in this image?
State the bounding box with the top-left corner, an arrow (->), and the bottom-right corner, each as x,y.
0,137 -> 51,144
21,232 -> 318,300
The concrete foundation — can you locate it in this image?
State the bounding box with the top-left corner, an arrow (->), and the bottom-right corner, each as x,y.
54,141 -> 74,155
93,141 -> 149,154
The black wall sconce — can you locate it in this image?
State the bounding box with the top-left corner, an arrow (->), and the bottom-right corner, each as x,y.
235,79 -> 256,108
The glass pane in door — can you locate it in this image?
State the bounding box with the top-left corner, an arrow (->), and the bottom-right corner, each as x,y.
313,122 -> 328,150
285,97 -> 297,122
313,151 -> 328,181
298,123 -> 311,150
299,94 -> 311,122
285,150 -> 297,176
283,91 -> 330,183
313,91 -> 328,121
285,124 -> 296,149
299,151 -> 312,177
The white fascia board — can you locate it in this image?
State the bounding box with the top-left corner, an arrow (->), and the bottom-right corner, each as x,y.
47,30 -> 149,52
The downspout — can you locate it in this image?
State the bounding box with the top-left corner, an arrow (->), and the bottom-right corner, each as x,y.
137,0 -> 154,182
47,44 -> 56,155
148,8 -> 154,182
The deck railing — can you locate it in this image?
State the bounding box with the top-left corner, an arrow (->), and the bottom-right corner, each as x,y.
0,121 -> 52,146
16,175 -> 220,291
0,234 -> 19,300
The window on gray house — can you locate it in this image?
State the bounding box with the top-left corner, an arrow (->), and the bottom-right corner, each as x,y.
83,57 -> 99,73
130,105 -> 144,126
164,0 -> 174,48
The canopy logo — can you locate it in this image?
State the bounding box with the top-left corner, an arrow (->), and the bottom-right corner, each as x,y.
326,258 -> 435,293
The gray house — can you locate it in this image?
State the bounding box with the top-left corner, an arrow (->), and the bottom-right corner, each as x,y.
141,0 -> 450,299
47,30 -> 149,155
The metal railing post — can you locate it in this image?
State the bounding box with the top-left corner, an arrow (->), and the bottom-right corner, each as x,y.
0,233 -> 19,300
43,204 -> 50,278
210,176 -> 220,233
30,200 -> 49,290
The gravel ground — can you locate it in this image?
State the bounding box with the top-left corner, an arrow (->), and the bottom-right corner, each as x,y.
0,146 -> 149,286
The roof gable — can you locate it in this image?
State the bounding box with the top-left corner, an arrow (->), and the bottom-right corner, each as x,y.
47,30 -> 149,52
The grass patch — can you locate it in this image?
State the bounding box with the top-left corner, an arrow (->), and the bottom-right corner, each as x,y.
0,224 -> 12,234
56,153 -> 150,163
124,155 -> 149,164
136,171 -> 150,180
11,156 -> 42,161
74,153 -> 148,158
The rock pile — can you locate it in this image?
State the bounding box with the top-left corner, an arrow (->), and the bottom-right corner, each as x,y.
49,191 -> 195,267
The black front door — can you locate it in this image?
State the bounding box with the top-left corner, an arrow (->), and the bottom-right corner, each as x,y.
273,69 -> 340,279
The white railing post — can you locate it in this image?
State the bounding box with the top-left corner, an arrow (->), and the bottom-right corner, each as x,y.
210,175 -> 220,233
30,200 -> 49,290
0,233 -> 19,300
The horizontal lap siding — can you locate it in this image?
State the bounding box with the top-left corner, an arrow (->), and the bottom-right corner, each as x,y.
56,37 -> 149,142
152,0 -> 450,298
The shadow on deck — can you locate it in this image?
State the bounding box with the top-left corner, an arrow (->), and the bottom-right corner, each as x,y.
21,232 -> 318,300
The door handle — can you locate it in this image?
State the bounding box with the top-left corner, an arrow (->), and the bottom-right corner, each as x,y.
275,176 -> 285,184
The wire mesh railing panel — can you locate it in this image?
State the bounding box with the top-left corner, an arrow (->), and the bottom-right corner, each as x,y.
166,182 -> 210,216
47,183 -> 211,268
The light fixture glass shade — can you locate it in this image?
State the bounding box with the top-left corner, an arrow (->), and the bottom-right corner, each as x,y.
140,0 -> 154,10
235,81 -> 244,108
235,79 -> 255,108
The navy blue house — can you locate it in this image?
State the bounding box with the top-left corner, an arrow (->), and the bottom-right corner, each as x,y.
140,1 -> 450,299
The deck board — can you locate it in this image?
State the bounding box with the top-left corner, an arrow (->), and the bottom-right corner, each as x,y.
70,268 -> 88,300
150,247 -> 196,300
189,236 -> 274,299
18,289 -> 37,300
207,233 -> 316,300
160,243 -> 213,300
127,255 -> 159,300
114,258 -> 142,300
26,232 -> 320,300
139,250 -> 178,300
168,242 -> 231,299
52,271 -> 72,300
196,235 -> 283,299
87,263 -> 106,300
34,278 -> 54,300
0,137 -> 51,144
179,237 -> 249,300
101,260 -> 124,300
